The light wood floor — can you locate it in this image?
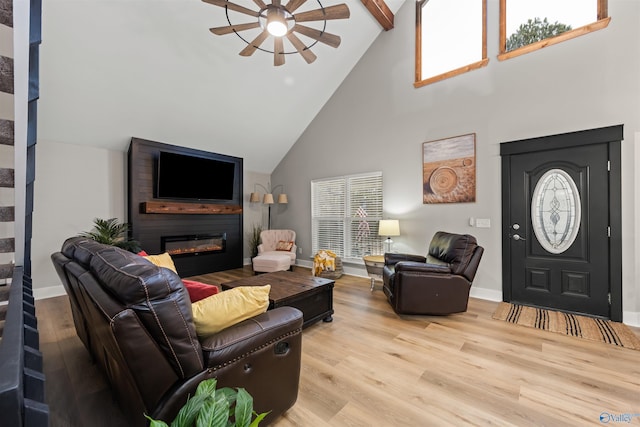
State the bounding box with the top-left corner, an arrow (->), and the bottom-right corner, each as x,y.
38,267 -> 640,426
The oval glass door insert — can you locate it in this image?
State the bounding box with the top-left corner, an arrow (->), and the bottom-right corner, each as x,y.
531,168 -> 581,254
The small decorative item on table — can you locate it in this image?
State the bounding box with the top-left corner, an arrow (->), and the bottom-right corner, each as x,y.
363,255 -> 385,291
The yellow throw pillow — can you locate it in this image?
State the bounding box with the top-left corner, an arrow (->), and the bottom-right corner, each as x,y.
191,285 -> 271,337
143,252 -> 178,274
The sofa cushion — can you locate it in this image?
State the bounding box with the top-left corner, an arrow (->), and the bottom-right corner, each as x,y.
142,252 -> 178,274
182,279 -> 219,303
90,246 -> 204,379
191,285 -> 270,338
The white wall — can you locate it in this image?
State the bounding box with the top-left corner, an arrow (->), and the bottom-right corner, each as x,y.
32,141 -> 127,296
272,0 -> 640,321
243,170 -> 270,261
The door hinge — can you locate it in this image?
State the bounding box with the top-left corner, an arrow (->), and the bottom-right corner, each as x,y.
607,160 -> 610,171
608,293 -> 611,305
608,226 -> 611,237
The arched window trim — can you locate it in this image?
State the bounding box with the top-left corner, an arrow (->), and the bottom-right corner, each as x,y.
498,0 -> 610,61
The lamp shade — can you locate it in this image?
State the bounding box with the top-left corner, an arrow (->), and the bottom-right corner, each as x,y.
249,192 -> 261,203
263,193 -> 275,204
378,220 -> 400,236
277,193 -> 288,204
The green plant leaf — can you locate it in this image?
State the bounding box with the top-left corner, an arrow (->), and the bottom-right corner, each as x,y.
234,388 -> 254,427
197,392 -> 231,427
171,394 -> 209,427
196,378 -> 219,398
218,387 -> 237,406
248,411 -> 270,427
144,414 -> 170,427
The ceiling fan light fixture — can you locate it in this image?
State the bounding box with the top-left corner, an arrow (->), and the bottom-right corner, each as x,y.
267,18 -> 287,37
260,5 -> 294,37
204,0 -> 350,66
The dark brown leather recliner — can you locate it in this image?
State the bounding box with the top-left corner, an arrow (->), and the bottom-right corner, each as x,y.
51,237 -> 303,426
382,231 -> 484,315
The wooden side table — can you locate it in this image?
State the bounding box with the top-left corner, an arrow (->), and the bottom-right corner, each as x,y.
363,255 -> 385,291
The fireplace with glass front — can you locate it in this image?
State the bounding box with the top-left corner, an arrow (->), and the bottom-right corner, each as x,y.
161,234 -> 226,258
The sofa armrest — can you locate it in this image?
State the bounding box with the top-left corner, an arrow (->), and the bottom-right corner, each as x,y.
395,261 -> 451,275
384,253 -> 426,266
200,306 -> 303,368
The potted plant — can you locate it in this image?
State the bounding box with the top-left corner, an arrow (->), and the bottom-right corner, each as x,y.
78,217 -> 141,253
248,224 -> 262,259
145,378 -> 268,427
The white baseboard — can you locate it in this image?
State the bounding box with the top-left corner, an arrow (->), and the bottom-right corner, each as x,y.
34,285 -> 67,300
470,287 -> 502,302
623,311 -> 640,327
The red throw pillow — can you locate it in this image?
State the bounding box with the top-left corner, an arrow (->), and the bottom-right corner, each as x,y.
137,250 -> 149,256
182,279 -> 219,303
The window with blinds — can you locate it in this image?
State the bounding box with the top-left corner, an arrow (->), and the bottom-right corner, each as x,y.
311,172 -> 383,261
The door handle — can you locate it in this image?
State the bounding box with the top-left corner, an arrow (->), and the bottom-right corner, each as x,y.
511,233 -> 525,241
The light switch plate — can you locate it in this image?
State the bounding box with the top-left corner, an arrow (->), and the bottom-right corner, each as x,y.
476,218 -> 491,228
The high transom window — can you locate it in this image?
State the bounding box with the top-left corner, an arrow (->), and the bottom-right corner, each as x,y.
499,0 -> 610,60
311,172 -> 383,261
415,0 -> 488,88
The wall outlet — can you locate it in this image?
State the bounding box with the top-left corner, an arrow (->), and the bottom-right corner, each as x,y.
298,247 -> 302,254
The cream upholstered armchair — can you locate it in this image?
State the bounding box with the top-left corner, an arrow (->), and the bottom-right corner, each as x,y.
258,229 -> 297,265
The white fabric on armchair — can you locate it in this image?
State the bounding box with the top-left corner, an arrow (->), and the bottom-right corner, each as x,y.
257,229 -> 297,265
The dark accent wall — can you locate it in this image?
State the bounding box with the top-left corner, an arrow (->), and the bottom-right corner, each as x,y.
128,137 -> 243,277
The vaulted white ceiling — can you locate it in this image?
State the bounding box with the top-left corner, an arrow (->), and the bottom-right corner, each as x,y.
38,0 -> 407,173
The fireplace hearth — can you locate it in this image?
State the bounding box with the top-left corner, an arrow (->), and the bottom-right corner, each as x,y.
161,234 -> 226,258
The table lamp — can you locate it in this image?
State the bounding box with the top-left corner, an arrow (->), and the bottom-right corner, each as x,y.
378,220 -> 400,253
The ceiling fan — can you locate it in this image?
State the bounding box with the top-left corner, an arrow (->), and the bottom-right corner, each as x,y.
202,0 -> 350,66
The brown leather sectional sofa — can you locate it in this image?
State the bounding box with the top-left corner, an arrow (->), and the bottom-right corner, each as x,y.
51,237 -> 303,426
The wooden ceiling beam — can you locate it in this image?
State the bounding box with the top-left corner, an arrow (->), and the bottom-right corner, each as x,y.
361,0 -> 394,31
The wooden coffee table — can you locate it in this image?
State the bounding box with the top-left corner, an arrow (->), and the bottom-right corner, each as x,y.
222,271 -> 334,328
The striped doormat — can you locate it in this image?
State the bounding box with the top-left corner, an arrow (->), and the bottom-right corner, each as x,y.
492,302 -> 640,350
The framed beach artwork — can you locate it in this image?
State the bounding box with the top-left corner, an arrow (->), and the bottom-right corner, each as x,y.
422,133 -> 476,204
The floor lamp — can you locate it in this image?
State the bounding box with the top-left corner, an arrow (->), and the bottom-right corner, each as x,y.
249,183 -> 288,229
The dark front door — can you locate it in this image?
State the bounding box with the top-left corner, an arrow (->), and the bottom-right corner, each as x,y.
501,126 -> 623,320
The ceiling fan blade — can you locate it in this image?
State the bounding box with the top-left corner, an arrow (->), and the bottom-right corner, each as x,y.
293,24 -> 341,48
293,4 -> 350,23
284,0 -> 308,13
239,30 -> 270,56
210,21 -> 261,35
201,0 -> 260,18
286,32 -> 317,64
252,0 -> 267,8
274,37 -> 285,66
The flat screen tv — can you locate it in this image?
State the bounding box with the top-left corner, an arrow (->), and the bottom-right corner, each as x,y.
156,151 -> 236,201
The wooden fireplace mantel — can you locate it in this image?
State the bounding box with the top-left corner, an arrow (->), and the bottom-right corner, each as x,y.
141,201 -> 243,215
